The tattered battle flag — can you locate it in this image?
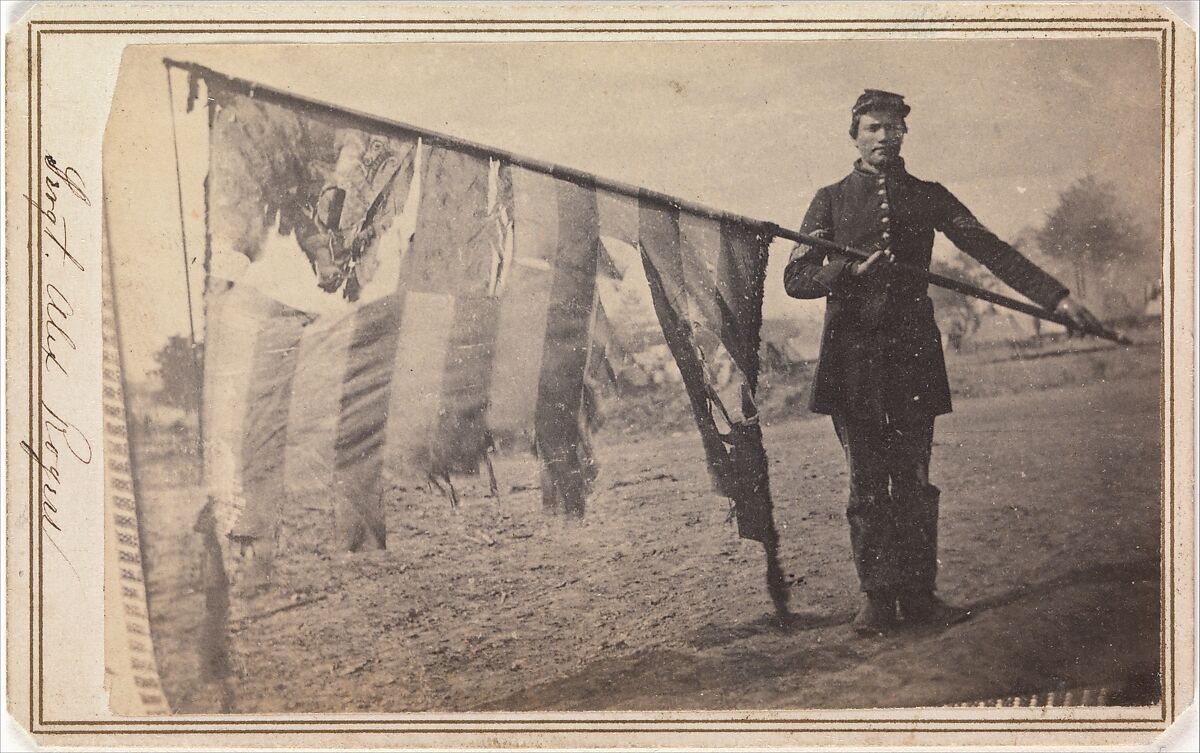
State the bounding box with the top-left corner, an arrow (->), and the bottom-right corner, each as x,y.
195,72 -> 777,565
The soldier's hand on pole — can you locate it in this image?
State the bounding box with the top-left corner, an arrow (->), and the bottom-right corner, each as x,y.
1055,296 -> 1109,338
851,248 -> 892,277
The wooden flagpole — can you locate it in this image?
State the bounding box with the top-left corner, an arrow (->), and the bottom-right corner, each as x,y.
163,57 -> 1127,345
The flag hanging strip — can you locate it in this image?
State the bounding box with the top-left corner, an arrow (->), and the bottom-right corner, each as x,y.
178,61 -> 778,556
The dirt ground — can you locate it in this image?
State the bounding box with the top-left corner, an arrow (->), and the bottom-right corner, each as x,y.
137,346 -> 1162,713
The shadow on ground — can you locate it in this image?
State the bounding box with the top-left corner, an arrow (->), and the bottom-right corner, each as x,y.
481,559 -> 1160,710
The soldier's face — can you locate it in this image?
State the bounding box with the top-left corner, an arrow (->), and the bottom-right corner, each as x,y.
855,110 -> 906,168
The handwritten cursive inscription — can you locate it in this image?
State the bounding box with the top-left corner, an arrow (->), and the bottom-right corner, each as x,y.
21,402 -> 93,533
22,154 -> 94,558
45,154 -> 92,206
44,283 -> 75,378
24,155 -> 89,272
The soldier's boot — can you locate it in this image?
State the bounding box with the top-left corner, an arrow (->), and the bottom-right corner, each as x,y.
899,485 -> 941,591
895,486 -> 972,627
852,590 -> 899,635
847,495 -> 901,635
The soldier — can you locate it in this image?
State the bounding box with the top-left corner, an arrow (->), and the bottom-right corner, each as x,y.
784,90 -> 1101,635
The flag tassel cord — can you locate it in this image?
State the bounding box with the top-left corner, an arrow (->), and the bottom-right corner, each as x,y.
164,65 -> 201,351
163,65 -> 208,464
163,57 -> 1126,345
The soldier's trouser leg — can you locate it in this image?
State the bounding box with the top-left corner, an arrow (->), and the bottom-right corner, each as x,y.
832,414 -> 902,593
882,414 -> 939,593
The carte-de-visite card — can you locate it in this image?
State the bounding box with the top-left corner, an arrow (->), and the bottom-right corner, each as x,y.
4,2 -> 1196,750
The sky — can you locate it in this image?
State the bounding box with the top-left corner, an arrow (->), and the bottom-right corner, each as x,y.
104,38 -> 1164,376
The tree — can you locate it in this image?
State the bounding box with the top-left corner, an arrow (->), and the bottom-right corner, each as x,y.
152,334 -> 203,411
1032,174 -> 1155,302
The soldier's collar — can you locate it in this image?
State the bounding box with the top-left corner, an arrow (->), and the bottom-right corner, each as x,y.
853,157 -> 907,178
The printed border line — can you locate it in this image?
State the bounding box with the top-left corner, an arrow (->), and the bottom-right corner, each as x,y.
33,26 -> 1173,35
23,17 -> 1175,25
24,16 -> 1181,732
25,15 -> 35,735
29,17 -> 1177,730
1156,23 -> 1168,726
1166,18 -> 1176,724
29,17 -> 1177,731
35,18 -> 45,730
33,716 -> 1167,730
27,723 -> 1171,736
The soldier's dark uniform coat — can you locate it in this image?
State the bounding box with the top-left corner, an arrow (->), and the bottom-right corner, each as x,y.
784,157 -> 1070,595
784,158 -> 1069,421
